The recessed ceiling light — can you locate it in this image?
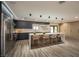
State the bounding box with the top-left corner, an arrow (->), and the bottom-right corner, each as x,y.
61,18 -> 64,20
55,17 -> 57,19
59,1 -> 66,4
48,16 -> 50,18
40,15 -> 42,17
75,16 -> 78,18
29,13 -> 32,16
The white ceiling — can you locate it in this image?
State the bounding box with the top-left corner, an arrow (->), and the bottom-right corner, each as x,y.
6,1 -> 79,23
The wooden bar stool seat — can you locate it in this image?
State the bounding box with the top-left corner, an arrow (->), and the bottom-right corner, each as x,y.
43,35 -> 49,46
49,34 -> 57,44
56,34 -> 62,43
31,35 -> 40,46
39,35 -> 44,47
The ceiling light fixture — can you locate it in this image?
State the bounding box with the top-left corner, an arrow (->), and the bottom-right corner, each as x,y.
61,18 -> 64,20
55,17 -> 57,19
59,1 -> 66,4
48,16 -> 50,18
29,13 -> 32,16
40,15 -> 42,17
75,16 -> 78,18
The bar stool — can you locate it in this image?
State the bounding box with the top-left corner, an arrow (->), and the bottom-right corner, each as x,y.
31,35 -> 40,46
56,34 -> 62,43
49,34 -> 53,44
49,35 -> 53,44
50,34 -> 56,44
53,34 -> 58,44
43,34 -> 49,46
39,35 -> 44,47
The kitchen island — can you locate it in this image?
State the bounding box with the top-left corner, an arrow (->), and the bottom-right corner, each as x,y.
29,33 -> 65,49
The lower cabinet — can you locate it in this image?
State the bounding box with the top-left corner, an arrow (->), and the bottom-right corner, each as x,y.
15,33 -> 29,40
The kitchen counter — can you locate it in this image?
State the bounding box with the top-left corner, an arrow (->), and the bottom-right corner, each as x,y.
29,33 -> 65,49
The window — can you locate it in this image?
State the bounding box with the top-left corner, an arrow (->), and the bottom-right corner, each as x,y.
50,27 -> 53,33
50,25 -> 58,33
54,26 -> 58,33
